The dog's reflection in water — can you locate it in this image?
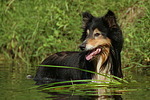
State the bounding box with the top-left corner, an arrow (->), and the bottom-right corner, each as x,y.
39,86 -> 122,100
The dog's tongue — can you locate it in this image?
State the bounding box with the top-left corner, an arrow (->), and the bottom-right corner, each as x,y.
86,48 -> 101,60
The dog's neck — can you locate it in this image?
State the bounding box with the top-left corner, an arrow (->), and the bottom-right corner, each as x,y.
92,46 -> 112,82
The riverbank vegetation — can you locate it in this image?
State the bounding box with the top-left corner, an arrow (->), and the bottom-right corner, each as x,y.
0,0 -> 149,70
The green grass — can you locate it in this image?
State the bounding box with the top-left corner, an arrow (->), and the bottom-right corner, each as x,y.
0,0 -> 149,69
31,65 -> 131,97
120,0 -> 150,70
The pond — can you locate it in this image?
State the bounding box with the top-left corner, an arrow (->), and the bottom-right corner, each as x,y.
0,62 -> 149,100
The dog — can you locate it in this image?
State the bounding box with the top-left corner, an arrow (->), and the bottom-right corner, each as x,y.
34,10 -> 123,85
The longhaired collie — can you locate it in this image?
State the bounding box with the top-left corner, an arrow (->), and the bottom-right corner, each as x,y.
34,10 -> 123,85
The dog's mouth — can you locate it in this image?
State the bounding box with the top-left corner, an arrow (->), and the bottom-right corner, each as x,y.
86,47 -> 102,61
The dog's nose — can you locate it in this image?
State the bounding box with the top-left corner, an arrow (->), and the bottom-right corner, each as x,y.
79,43 -> 86,50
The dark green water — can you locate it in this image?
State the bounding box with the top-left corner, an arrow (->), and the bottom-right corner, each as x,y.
0,62 -> 149,100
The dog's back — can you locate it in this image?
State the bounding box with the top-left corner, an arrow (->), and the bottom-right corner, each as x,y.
34,51 -> 94,85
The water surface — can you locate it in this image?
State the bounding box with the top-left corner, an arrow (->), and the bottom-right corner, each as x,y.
0,62 -> 149,100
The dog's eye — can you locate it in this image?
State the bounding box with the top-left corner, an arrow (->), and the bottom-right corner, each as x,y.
94,33 -> 101,37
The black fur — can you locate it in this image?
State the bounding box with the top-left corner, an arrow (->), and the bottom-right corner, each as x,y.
34,51 -> 94,85
81,10 -> 123,78
34,10 -> 123,85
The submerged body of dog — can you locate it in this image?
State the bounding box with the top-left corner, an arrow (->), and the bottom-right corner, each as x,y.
34,10 -> 123,85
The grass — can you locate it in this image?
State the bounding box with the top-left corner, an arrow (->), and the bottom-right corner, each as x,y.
120,0 -> 150,71
40,64 -> 128,83
0,0 -> 149,69
30,65 -> 130,98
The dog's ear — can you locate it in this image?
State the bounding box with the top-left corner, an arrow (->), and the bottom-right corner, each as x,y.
82,12 -> 93,28
103,10 -> 118,28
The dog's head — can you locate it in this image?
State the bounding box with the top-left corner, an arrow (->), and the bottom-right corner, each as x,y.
79,10 -> 119,61
79,10 -> 123,78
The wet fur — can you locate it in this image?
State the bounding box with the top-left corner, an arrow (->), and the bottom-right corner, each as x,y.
34,10 -> 123,85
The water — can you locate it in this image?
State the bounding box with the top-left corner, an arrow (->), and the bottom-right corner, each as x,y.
0,62 -> 149,100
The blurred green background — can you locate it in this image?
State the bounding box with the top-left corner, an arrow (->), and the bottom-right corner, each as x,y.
0,0 -> 149,70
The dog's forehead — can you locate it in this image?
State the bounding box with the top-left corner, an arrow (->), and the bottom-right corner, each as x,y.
88,17 -> 106,31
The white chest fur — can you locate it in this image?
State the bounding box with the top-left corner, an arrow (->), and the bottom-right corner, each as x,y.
92,53 -> 112,82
